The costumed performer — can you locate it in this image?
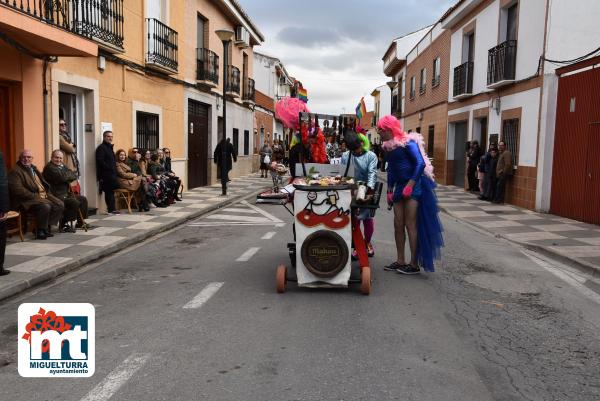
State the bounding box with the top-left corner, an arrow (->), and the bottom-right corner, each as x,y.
341,129 -> 378,258
377,115 -> 443,274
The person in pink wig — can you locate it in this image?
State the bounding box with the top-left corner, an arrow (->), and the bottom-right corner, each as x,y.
377,115 -> 443,274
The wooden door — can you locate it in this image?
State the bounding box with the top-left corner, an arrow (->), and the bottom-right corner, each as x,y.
187,99 -> 209,189
0,83 -> 15,168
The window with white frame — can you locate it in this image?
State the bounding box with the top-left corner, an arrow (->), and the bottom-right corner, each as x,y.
432,57 -> 441,87
419,68 -> 427,94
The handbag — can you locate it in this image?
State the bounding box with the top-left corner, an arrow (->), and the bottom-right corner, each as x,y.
263,154 -> 271,164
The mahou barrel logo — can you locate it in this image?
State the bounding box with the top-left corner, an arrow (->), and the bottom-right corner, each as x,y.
18,303 -> 95,377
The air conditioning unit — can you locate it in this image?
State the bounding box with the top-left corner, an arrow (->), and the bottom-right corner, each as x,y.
235,26 -> 250,48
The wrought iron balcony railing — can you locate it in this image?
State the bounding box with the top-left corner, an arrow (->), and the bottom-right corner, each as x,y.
243,77 -> 255,102
226,65 -> 240,96
453,61 -> 474,98
196,48 -> 219,85
146,18 -> 178,72
487,40 -> 517,87
1,0 -> 124,50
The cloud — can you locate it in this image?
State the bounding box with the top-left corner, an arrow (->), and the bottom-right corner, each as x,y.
277,27 -> 342,48
239,0 -> 456,114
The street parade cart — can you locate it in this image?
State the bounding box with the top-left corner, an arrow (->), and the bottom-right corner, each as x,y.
269,109 -> 382,295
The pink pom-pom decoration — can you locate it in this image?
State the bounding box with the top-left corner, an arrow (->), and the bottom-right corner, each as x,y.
275,97 -> 310,130
402,185 -> 413,198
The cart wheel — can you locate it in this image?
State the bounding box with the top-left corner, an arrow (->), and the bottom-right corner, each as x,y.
276,264 -> 287,294
360,266 -> 371,295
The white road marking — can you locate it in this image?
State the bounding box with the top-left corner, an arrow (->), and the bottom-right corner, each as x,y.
240,200 -> 284,223
188,222 -> 282,227
79,353 -> 151,401
236,247 -> 261,262
203,214 -> 272,223
182,282 -> 224,309
522,251 -> 600,305
261,231 -> 277,240
223,207 -> 260,214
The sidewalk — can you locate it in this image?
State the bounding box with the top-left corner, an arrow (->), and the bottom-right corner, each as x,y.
436,185 -> 600,277
0,173 -> 271,301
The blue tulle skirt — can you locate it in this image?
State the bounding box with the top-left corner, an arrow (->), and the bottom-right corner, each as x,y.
416,178 -> 444,272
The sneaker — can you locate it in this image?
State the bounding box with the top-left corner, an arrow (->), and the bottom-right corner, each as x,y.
109,210 -> 121,215
396,264 -> 421,275
383,262 -> 403,271
367,243 -> 375,257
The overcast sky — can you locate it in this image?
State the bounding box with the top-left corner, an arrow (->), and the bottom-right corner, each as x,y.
239,0 -> 455,115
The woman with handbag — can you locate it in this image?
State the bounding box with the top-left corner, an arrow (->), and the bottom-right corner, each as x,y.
259,142 -> 272,178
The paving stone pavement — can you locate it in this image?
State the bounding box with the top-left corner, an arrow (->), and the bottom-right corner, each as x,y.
0,173 -> 272,301
437,185 -> 600,277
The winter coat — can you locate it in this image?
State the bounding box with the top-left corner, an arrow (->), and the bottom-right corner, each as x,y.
7,162 -> 62,211
214,140 -> 237,172
95,141 -> 118,189
272,145 -> 284,162
496,150 -> 513,176
147,160 -> 166,180
0,150 -> 8,214
59,132 -> 80,176
126,148 -> 144,176
116,161 -> 142,191
42,162 -> 78,200
162,157 -> 173,173
259,145 -> 272,164
139,159 -> 149,177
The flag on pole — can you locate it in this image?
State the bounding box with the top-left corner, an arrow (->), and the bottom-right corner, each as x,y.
355,97 -> 367,120
298,87 -> 308,103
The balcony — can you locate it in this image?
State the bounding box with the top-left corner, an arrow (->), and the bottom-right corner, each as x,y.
225,65 -> 240,97
453,61 -> 474,99
196,48 -> 218,87
487,40 -> 517,89
72,0 -> 124,52
419,83 -> 426,95
146,18 -> 178,74
242,77 -> 255,104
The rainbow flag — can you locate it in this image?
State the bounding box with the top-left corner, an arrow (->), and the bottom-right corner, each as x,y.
298,87 -> 308,103
355,97 -> 367,120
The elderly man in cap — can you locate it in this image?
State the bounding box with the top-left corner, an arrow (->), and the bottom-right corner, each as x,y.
8,150 -> 64,240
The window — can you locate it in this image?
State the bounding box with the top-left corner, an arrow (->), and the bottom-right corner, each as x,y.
409,76 -> 416,99
463,32 -> 475,63
489,133 -> 499,147
502,118 -> 519,166
432,58 -> 441,87
419,68 -> 427,95
233,128 -> 239,155
427,125 -> 435,156
244,130 -> 249,155
506,3 -> 518,42
136,111 -> 159,150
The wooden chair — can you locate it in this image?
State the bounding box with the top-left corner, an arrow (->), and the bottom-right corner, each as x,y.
5,211 -> 24,242
114,189 -> 138,214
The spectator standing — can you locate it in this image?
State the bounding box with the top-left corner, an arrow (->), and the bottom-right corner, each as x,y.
43,150 -> 88,232
494,141 -> 513,204
467,140 -> 482,192
95,131 -> 120,215
272,139 -> 285,164
214,138 -> 237,182
0,150 -> 9,275
259,142 -> 272,178
59,119 -> 81,178
479,144 -> 498,201
8,150 -> 64,239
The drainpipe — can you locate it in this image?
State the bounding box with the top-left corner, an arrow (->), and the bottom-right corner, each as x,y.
43,59 -> 49,162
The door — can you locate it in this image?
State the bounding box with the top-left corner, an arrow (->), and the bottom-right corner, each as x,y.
0,83 -> 15,168
187,99 -> 209,189
453,122 -> 468,188
59,90 -> 86,193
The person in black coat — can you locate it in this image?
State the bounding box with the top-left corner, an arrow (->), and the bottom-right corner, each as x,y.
95,131 -> 119,214
467,140 -> 482,192
0,150 -> 9,275
482,147 -> 499,201
213,138 -> 237,182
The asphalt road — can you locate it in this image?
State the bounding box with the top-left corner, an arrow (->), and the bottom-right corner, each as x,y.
1,195 -> 599,401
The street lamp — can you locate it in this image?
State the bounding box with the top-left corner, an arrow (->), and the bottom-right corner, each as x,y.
386,80 -> 397,115
215,28 -> 234,196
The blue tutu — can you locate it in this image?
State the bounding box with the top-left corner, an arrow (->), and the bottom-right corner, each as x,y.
415,177 -> 444,272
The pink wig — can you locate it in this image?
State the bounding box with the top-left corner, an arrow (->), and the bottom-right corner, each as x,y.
377,115 -> 408,151
275,97 -> 310,130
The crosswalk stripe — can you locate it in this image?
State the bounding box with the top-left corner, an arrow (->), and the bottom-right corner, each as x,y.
204,214 -> 272,223
240,200 -> 283,223
262,231 -> 276,239
222,207 -> 260,214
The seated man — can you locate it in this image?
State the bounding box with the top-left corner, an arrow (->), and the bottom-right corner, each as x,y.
43,150 -> 88,232
8,150 -> 64,240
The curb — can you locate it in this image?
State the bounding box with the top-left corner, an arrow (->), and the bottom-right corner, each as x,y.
377,174 -> 600,278
438,206 -> 600,279
0,187 -> 267,302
